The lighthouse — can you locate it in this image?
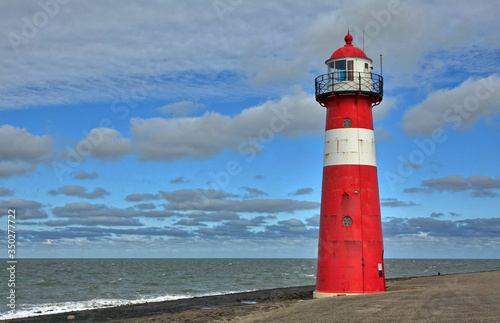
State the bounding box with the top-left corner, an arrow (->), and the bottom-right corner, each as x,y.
314,31 -> 385,297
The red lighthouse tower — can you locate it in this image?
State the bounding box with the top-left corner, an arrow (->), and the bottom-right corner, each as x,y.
314,32 -> 385,297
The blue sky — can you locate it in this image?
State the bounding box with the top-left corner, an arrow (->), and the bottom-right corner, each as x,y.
0,0 -> 499,258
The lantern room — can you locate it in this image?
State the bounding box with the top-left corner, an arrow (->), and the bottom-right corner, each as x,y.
325,31 -> 372,76
315,31 -> 383,105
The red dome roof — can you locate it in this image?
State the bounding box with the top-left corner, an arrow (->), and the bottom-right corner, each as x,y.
329,31 -> 367,59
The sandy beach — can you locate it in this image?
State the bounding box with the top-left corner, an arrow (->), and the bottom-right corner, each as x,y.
10,270 -> 500,322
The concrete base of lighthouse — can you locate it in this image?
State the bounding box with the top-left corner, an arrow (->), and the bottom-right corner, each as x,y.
313,290 -> 385,298
313,291 -> 360,298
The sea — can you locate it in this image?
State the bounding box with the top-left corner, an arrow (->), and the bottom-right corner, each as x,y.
1,258 -> 500,320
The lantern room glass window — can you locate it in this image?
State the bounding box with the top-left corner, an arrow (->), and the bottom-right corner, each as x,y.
333,60 -> 354,82
334,60 -> 346,81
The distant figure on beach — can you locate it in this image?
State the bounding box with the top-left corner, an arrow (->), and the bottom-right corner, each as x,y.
438,272 -> 441,275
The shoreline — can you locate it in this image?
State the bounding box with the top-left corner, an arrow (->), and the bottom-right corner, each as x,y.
9,270 -> 500,322
8,285 -> 315,323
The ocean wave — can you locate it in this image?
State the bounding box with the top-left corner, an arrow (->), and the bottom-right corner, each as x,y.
0,290 -> 253,320
0,295 -> 185,320
301,274 -> 316,278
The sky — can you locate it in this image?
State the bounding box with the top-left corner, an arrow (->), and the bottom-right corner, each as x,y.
0,0 -> 499,259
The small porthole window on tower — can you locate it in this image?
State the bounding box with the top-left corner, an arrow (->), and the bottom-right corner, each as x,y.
342,118 -> 352,128
342,216 -> 352,226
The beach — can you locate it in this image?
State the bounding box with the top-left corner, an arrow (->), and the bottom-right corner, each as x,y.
9,270 -> 500,322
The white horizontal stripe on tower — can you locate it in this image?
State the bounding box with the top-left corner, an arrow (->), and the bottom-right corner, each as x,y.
323,128 -> 377,167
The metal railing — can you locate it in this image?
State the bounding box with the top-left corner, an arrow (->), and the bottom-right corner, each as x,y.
315,71 -> 383,99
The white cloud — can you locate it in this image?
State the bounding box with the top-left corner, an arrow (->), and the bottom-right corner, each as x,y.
380,198 -> 417,207
50,201 -> 174,226
160,189 -> 237,202
0,198 -> 48,219
0,188 -> 14,196
70,84 -> 396,162
279,218 -> 305,227
131,113 -> 234,161
423,175 -> 470,191
0,1 -> 340,109
134,203 -> 156,210
125,193 -> 161,202
0,125 -> 53,162
68,128 -> 132,161
131,89 -> 324,161
299,0 -> 500,90
289,188 -> 313,196
373,97 -> 396,121
401,75 -> 500,136
404,175 -> 500,197
11,0 -> 500,109
165,198 -> 320,213
306,215 -> 320,227
383,216 -> 500,239
73,171 -> 98,180
0,162 -> 36,178
170,176 -> 188,184
241,186 -> 267,199
233,89 -> 324,138
468,175 -> 500,189
0,125 -> 54,177
49,185 -> 111,199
